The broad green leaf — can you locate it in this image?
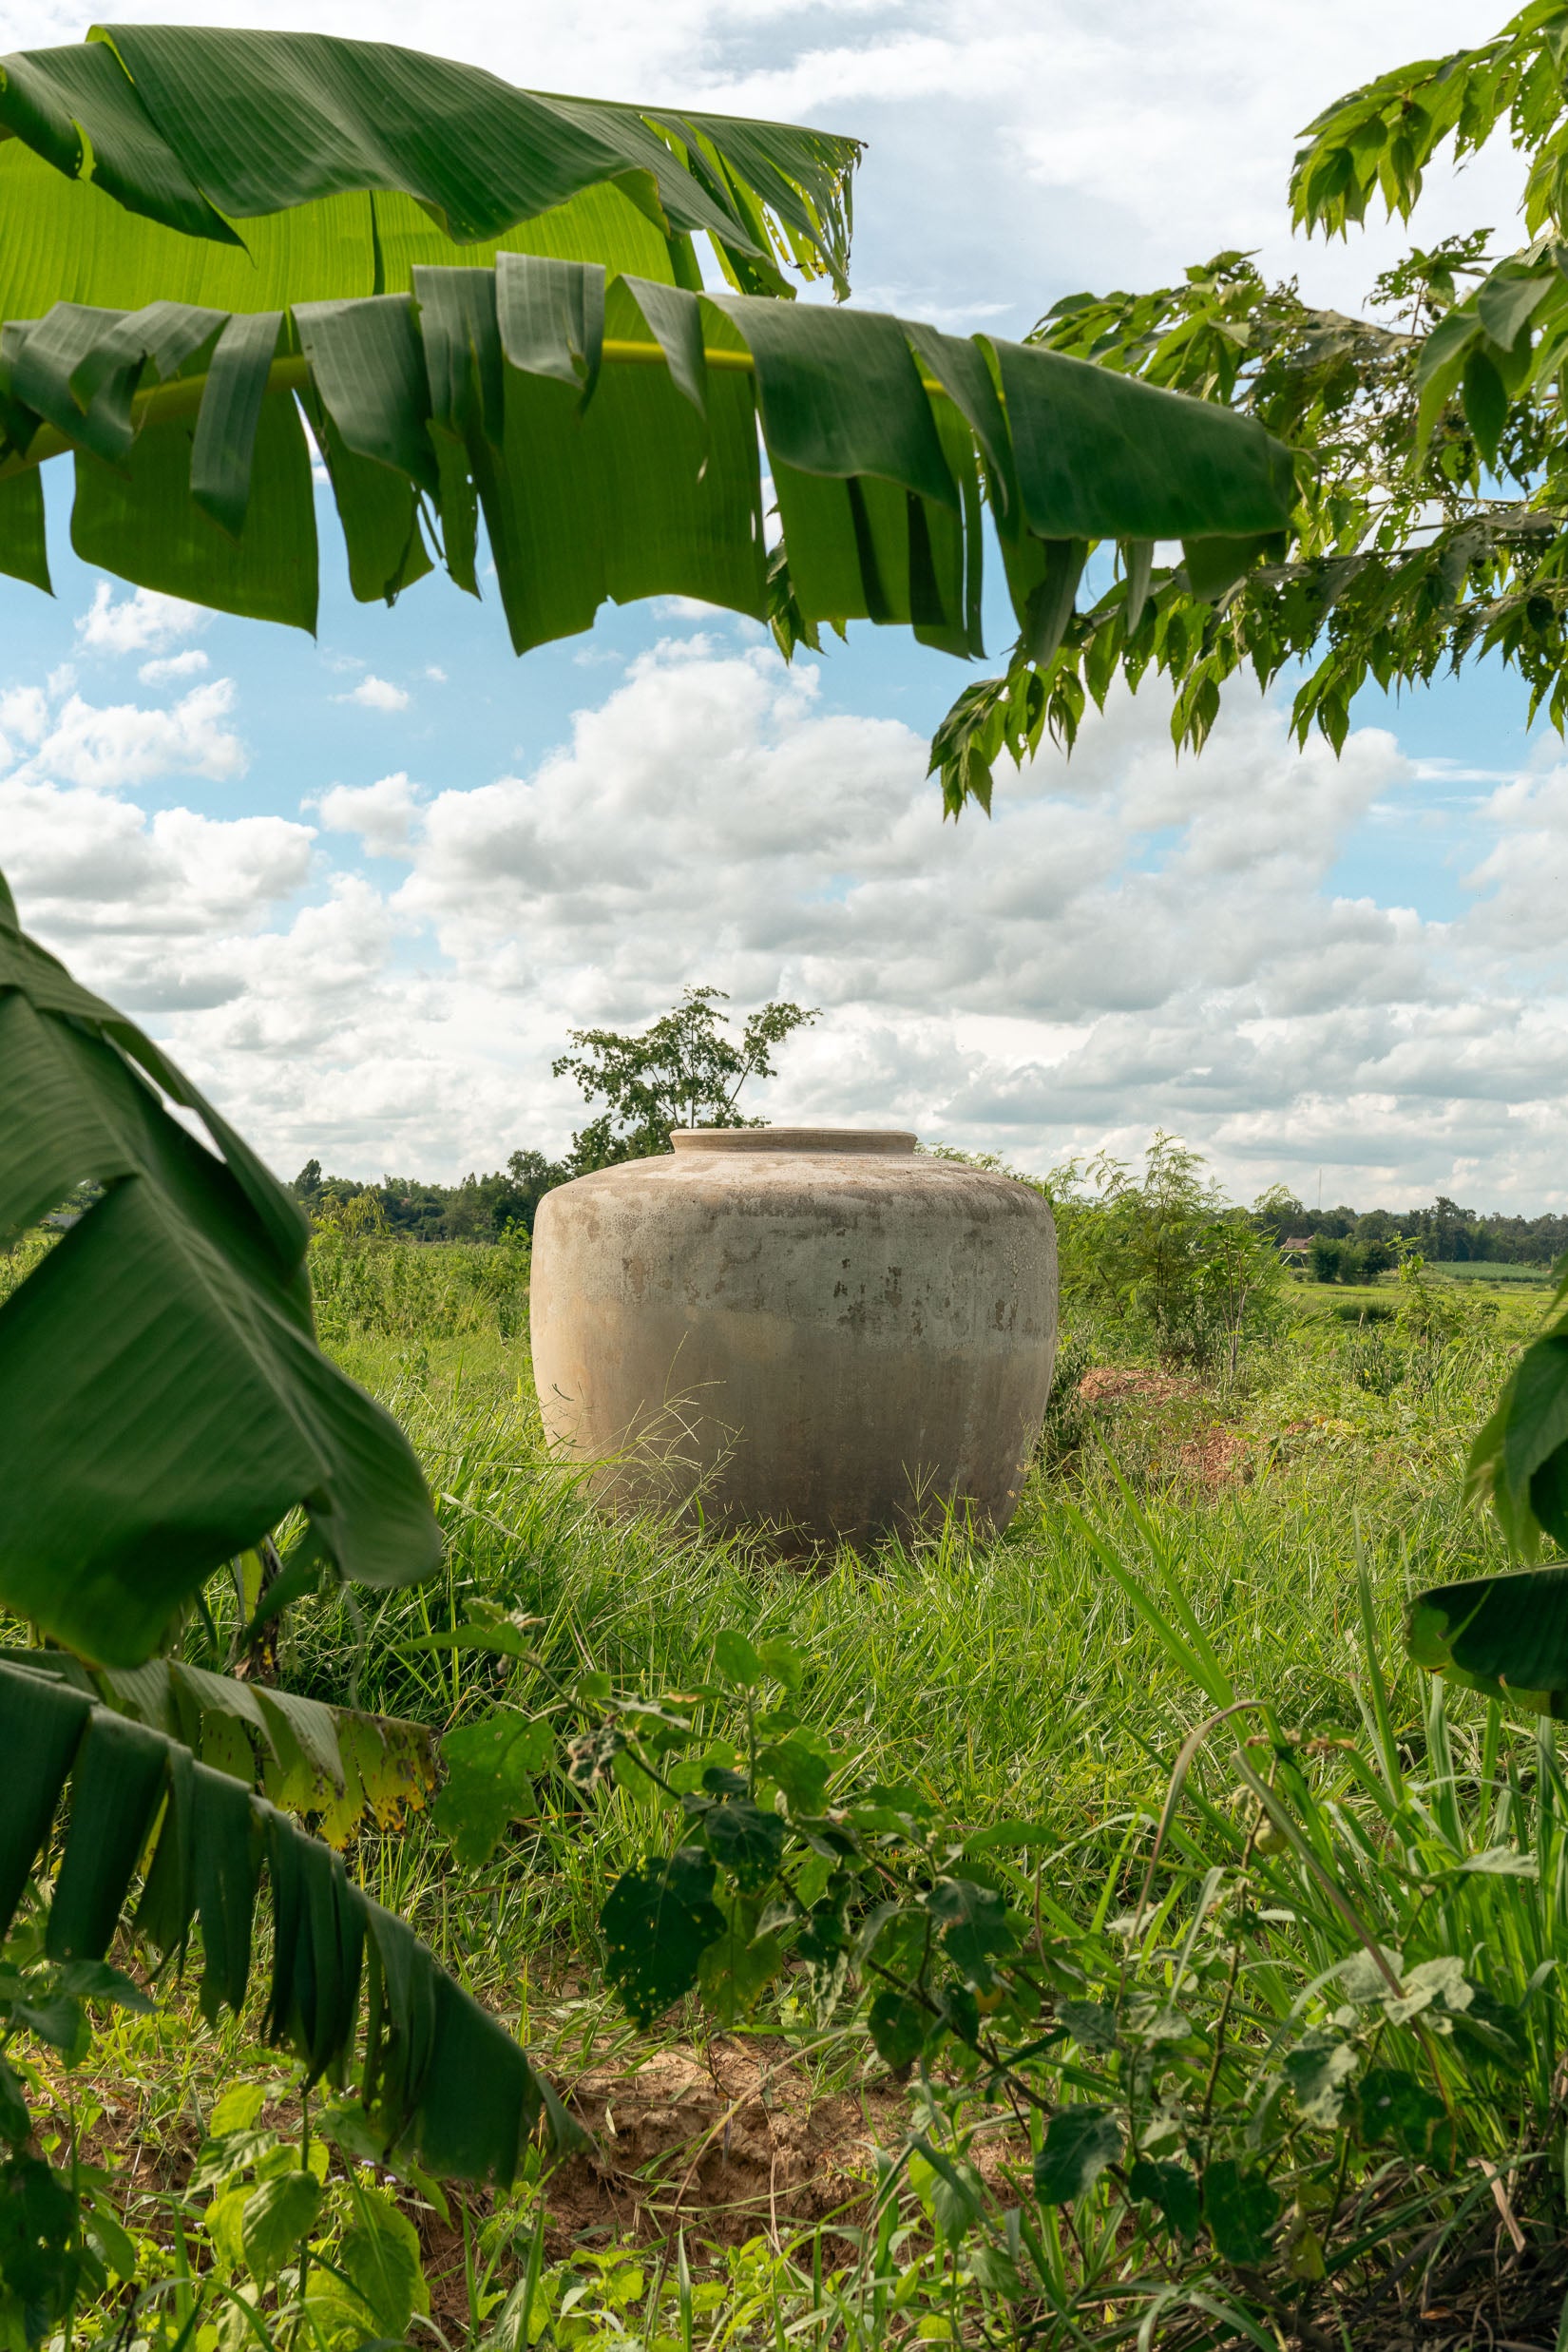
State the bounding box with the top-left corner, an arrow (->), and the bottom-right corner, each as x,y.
409,1619 -> 534,1660
0,897 -> 439,1666
0,2157 -> 78,2315
57,1960 -> 153,2015
908,2142 -> 985,2243
711,1629 -> 764,1688
755,1635 -> 805,1692
0,1660 -> 564,2189
241,2170 -> 321,2286
1128,2157 -> 1201,2244
867,1987 -> 927,2069
1033,2106 -> 1122,2206
1058,1998 -> 1119,2053
434,1711 -> 550,1869
1476,262 -> 1554,352
71,390 -> 318,632
0,1669 -> 90,1934
600,1845 -> 725,2025
81,2186 -> 138,2281
0,267 -> 1292,664
497,252 -> 603,402
295,294 -> 438,495
46,1711 -> 169,1962
968,2244 -> 1026,2299
1283,2034 -> 1358,2128
1462,346 -> 1507,467
189,308 -> 283,535
756,1732 -> 831,1814
0,28 -> 860,303
923,1876 -> 1017,1986
337,2189 -> 428,2337
474,298 -> 768,655
696,1919 -> 784,2024
1407,1563 -> 1568,1713
0,468 -> 48,589
11,1996 -> 86,2062
989,340 -> 1293,541
0,2063 -> 30,2146
209,2085 -> 267,2137
699,1799 -> 786,1892
1201,2158 -> 1281,2265
4,297 -> 219,464
710,293 -> 957,506
1355,2068 -> 1455,2168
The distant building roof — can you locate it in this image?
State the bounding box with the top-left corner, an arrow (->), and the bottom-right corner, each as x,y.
1282,1235 -> 1313,1252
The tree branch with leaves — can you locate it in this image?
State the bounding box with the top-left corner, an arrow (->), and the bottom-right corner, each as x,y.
552,984 -> 819,1169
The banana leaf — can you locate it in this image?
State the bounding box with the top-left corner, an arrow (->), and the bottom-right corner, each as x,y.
0,1657 -> 568,2185
0,874 -> 440,1670
2,1649 -> 437,1848
1410,1301 -> 1568,1713
0,258 -> 1294,653
0,27 -> 860,313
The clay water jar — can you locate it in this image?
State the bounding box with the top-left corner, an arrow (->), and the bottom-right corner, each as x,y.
528,1127 -> 1058,1551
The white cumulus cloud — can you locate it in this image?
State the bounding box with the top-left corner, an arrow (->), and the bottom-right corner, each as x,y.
315,773 -> 422,857
140,649 -> 211,685
0,679 -> 246,792
338,675 -> 411,712
76,584 -> 211,657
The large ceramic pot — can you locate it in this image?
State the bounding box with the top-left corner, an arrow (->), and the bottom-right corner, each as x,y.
528,1127 -> 1058,1550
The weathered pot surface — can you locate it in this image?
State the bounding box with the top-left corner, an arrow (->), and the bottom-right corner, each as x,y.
528,1126 -> 1058,1550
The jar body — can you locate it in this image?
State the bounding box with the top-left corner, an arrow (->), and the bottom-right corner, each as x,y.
528,1129 -> 1058,1549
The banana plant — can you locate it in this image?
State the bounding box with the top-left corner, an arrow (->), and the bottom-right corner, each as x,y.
0,24 -> 861,311
0,871 -> 439,1668
1408,1264 -> 1568,1717
0,1654 -> 566,2187
0,29 -> 1294,662
0,876 -> 489,2186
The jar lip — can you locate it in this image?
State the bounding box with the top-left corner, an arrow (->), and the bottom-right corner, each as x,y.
670,1126 -> 917,1157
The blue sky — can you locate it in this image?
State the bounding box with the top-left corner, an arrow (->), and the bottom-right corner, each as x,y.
7,0 -> 1568,1208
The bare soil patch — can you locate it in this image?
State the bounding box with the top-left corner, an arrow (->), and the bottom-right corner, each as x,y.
1077,1366 -> 1199,1406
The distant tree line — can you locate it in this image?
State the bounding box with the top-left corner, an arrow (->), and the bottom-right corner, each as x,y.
1250,1193 -> 1568,1272
290,985 -> 819,1243
291,1152 -> 566,1242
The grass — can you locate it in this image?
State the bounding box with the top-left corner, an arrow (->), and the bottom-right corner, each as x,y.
10,1245 -> 1568,2346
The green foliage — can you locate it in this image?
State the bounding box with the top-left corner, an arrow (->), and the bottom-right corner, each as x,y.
412,1537 -> 1568,2341
308,1226 -> 533,1345
0,1655 -> 565,2191
433,1709 -> 552,1868
930,9 -> 1568,813
0,265 -> 1292,660
552,984 -> 819,1168
294,1149 -> 568,1241
0,26 -> 862,313
1056,1133 -> 1287,1373
0,871 -> 438,1667
1400,1252 -> 1568,1714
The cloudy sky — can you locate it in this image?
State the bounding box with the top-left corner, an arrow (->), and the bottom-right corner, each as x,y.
7,0 -> 1565,1210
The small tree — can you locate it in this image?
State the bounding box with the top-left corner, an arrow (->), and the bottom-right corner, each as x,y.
1062,1134 -> 1285,1372
553,985 -> 819,1171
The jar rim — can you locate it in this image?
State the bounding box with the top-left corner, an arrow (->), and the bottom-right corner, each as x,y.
669,1127 -> 917,1157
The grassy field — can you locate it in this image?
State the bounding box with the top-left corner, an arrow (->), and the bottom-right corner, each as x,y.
11,1239 -> 1568,2348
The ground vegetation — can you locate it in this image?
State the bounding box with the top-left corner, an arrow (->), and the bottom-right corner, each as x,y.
2,1195 -> 1561,2348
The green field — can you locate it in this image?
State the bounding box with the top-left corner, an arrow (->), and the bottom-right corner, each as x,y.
12,1240 -> 1568,2348
1430,1258 -> 1558,1283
